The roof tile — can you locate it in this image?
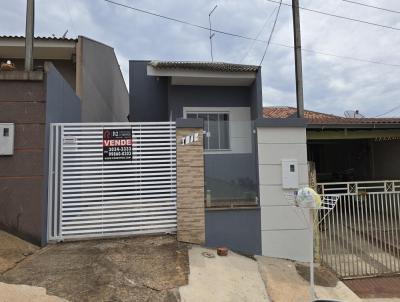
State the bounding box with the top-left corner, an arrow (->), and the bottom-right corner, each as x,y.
149,61 -> 259,72
263,106 -> 400,125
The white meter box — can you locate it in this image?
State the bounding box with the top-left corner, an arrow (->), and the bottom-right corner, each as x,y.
0,123 -> 15,155
282,159 -> 299,189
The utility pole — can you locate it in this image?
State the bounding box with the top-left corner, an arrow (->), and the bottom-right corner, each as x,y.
25,0 -> 35,72
208,5 -> 218,62
292,0 -> 304,118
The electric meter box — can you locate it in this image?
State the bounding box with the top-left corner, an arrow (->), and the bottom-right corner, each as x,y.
0,123 -> 15,155
282,159 -> 299,189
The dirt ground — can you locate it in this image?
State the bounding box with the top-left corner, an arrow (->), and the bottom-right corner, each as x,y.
0,234 -> 189,302
0,230 -> 39,274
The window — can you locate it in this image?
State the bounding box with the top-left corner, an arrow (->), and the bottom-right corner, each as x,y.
186,112 -> 230,150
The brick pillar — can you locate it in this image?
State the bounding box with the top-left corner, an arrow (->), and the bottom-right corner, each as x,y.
176,126 -> 205,244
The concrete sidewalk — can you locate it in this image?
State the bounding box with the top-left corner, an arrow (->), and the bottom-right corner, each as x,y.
0,283 -> 67,302
256,256 -> 362,302
180,246 -> 270,302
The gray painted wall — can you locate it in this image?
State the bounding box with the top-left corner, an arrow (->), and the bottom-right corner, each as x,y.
249,69 -> 263,120
129,61 -> 168,122
168,85 -> 251,120
80,37 -> 129,122
205,208 -> 261,255
128,60 -> 264,122
42,63 -> 81,245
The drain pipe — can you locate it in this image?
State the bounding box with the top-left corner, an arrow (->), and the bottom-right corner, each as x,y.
24,0 -> 35,72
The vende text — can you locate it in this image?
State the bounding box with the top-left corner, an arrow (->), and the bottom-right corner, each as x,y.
103,139 -> 133,147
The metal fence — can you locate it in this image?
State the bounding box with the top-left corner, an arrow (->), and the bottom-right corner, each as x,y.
317,181 -> 400,278
47,122 -> 177,241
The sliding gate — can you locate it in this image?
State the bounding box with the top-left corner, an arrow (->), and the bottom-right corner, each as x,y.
318,181 -> 400,278
47,122 -> 177,241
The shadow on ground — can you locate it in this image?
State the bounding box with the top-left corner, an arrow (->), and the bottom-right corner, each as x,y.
0,235 -> 189,302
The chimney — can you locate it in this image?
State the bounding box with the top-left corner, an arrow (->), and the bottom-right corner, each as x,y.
24,0 -> 35,72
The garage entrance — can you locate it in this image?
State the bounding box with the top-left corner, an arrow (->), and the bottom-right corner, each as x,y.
308,136 -> 400,278
47,122 -> 177,241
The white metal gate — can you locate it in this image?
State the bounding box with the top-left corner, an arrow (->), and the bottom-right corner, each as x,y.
318,181 -> 400,278
47,122 -> 177,241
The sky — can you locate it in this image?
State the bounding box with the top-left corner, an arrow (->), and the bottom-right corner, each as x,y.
2,0 -> 400,117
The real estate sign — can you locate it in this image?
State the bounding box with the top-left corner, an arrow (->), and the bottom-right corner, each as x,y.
103,129 -> 133,161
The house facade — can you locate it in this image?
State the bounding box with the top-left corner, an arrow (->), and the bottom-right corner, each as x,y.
0,36 -> 129,245
129,60 -> 311,258
129,61 -> 400,267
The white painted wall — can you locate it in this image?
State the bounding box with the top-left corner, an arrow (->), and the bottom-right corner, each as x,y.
257,127 -> 310,262
183,107 -> 252,154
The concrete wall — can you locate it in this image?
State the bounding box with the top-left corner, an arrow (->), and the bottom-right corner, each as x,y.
257,127 -> 310,262
129,61 -> 168,122
0,73 -> 46,245
13,58 -> 76,91
0,65 -> 81,246
78,37 -> 129,122
205,208 -> 261,255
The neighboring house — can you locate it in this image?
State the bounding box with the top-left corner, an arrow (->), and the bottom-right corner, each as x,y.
0,35 -> 129,121
265,106 -> 400,182
0,36 -> 129,245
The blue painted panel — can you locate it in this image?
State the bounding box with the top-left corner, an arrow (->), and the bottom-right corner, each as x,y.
205,208 -> 261,255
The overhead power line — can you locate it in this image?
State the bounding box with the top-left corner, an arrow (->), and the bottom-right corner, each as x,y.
265,0 -> 400,32
104,0 -> 259,42
342,0 -> 400,14
104,0 -> 400,68
375,104 -> 400,117
259,0 -> 283,65
240,6 -> 277,63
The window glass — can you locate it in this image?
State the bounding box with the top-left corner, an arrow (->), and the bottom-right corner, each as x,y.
219,114 -> 229,149
186,112 -> 229,150
208,114 -> 219,150
197,113 -> 209,149
187,113 -> 197,119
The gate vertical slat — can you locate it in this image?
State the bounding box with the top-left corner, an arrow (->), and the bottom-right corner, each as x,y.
47,125 -> 55,240
60,125 -> 64,239
394,194 -> 400,263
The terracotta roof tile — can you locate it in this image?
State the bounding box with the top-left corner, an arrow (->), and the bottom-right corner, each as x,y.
263,106 -> 400,125
0,35 -> 77,41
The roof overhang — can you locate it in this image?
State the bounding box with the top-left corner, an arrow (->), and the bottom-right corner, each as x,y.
147,62 -> 258,86
307,123 -> 400,129
0,37 -> 77,60
307,128 -> 400,140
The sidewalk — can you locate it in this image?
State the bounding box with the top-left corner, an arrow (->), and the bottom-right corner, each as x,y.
256,256 -> 362,302
179,246 -> 270,302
